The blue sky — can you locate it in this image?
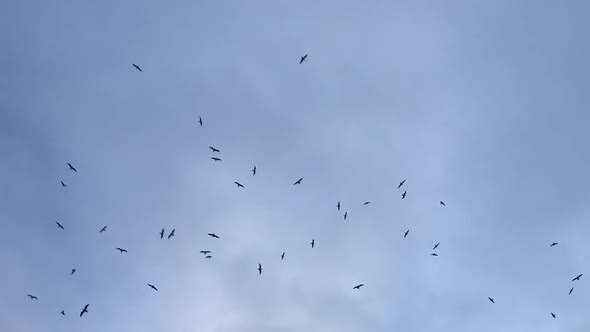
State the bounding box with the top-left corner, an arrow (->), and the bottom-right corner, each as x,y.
2,1 -> 589,331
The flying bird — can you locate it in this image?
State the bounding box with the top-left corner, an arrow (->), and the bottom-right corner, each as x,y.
353,284 -> 364,289
208,233 -> 220,239
431,253 -> 438,256
67,163 -> 77,172
344,212 -> 348,220
61,181 -> 68,187
337,201 -> 341,211
281,252 -> 285,260
550,242 -> 558,247
205,255 -> 212,259
440,201 -> 446,206
363,201 -> 371,205
27,294 -> 38,300
252,166 -> 256,176
432,243 -> 440,250
404,229 -> 410,238
147,283 -> 158,291
258,263 -> 262,275
209,146 -> 220,153
299,54 -> 308,64
551,312 -> 556,319
168,229 -> 175,239
311,239 -> 315,248
200,250 -> 211,255
115,247 -> 128,253
80,304 -> 89,317
99,225 -> 107,233
572,274 -> 583,281
234,182 -> 244,188
211,157 -> 222,162
55,222 -> 65,230
402,191 -> 407,199
398,180 -> 405,188
160,228 -> 164,239
198,117 -> 203,126
71,269 -> 76,275
488,297 -> 495,304
132,64 -> 142,72
293,178 -> 303,185
61,310 -> 65,316
569,287 -> 574,295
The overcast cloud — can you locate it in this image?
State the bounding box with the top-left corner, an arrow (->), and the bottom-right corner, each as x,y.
1,1 -> 590,331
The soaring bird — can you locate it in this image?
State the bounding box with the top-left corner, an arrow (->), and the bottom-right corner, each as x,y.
200,250 -> 211,255
402,191 -> 407,199
337,201 -> 341,211
67,163 -> 77,172
363,201 -> 371,205
27,294 -> 38,300
432,243 -> 440,250
551,312 -> 556,319
258,263 -> 262,275
572,274 -> 583,281
132,64 -> 142,72
488,297 -> 495,304
211,157 -> 222,162
234,182 -> 244,188
61,310 -> 65,316
61,181 -> 68,187
293,178 -> 303,185
550,242 -> 558,247
99,225 -> 107,233
404,229 -> 410,238
440,201 -> 446,206
205,255 -> 212,259
115,248 -> 128,253
299,54 -> 308,64
252,166 -> 256,176
353,284 -> 364,289
209,146 -> 220,153
80,304 -> 89,317
281,252 -> 285,260
147,283 -> 158,291
71,269 -> 76,275
168,229 -> 175,239
199,117 -> 203,126
431,253 -> 438,256
398,180 -> 405,188
208,233 -> 220,239
160,228 -> 165,239
569,287 -> 574,295
55,222 -> 65,230
311,239 -> 315,248
344,212 -> 348,220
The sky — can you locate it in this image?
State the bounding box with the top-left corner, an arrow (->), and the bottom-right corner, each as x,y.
1,0 -> 590,331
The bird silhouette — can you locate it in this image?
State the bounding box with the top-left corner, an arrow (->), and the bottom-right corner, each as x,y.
71,269 -> 76,275
337,201 -> 341,211
147,283 -> 158,291
115,248 -> 128,253
61,181 -> 68,187
402,191 -> 407,199
27,294 -> 38,300
488,297 -> 495,303
398,180 -> 405,188
252,166 -> 256,176
55,222 -> 65,230
208,233 -> 220,239
168,229 -> 175,239
311,239 -> 315,248
234,182 -> 244,188
258,263 -> 262,275
572,274 -> 583,281
211,157 -> 222,162
99,226 -> 107,233
569,287 -> 574,295
404,229 -> 410,238
550,242 -> 558,247
200,250 -> 211,255
353,284 -> 364,289
440,201 -> 446,206
61,310 -> 65,316
299,54 -> 308,64
432,243 -> 440,250
132,64 -> 142,72
363,201 -> 371,205
344,212 -> 348,220
80,304 -> 89,317
198,117 -> 203,126
551,312 -> 556,319
205,255 -> 212,259
160,228 -> 164,239
281,252 -> 285,260
431,253 -> 438,256
67,163 -> 77,172
293,178 -> 303,185
209,146 -> 220,153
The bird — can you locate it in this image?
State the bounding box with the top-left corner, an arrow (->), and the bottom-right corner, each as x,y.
205,255 -> 212,259
67,163 -> 77,172
80,304 -> 89,317
27,294 -> 38,300
198,117 -> 203,126
398,179 -> 405,188
569,287 -> 574,295
488,297 -> 495,303
551,312 -> 556,319
258,263 -> 262,275
252,166 -> 256,176
440,201 -> 446,206
281,252 -> 285,260
431,253 -> 438,256
132,63 -> 142,72
99,225 -> 107,233
311,239 -> 315,248
160,228 -> 164,239
344,212 -> 348,220
572,274 -> 583,281
71,269 -> 76,275
61,310 -> 65,316
115,247 -> 128,253
404,229 -> 410,238
234,182 -> 244,188
432,243 -> 440,250
209,146 -> 220,153
550,242 -> 558,247
293,178 -> 303,185
61,181 -> 68,187
299,54 -> 308,64
353,284 -> 364,289
147,283 -> 158,291
168,229 -> 175,239
200,250 -> 211,255
363,201 -> 371,205
211,157 -> 222,162
402,191 -> 407,199
337,201 -> 341,211
55,222 -> 65,230
208,233 -> 220,239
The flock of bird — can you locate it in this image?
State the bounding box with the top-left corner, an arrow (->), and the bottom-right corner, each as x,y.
24,57 -> 584,323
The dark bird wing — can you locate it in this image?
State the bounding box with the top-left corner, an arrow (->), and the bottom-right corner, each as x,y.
337,201 -> 340,210
569,287 -> 574,294
433,243 -> 440,250
293,178 -> 303,185
61,181 -> 67,187
364,201 -> 370,205
404,230 -> 409,238
67,163 -> 77,172
398,180 -> 405,188
99,226 -> 107,233
168,229 -> 175,239
551,313 -> 556,318
281,252 -> 285,259
132,64 -> 142,72
440,201 -> 445,206
199,117 -> 203,126
160,228 -> 164,239
299,54 -> 307,64
353,284 -> 364,289
488,297 -> 495,303
56,222 -> 64,229
209,146 -> 220,152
